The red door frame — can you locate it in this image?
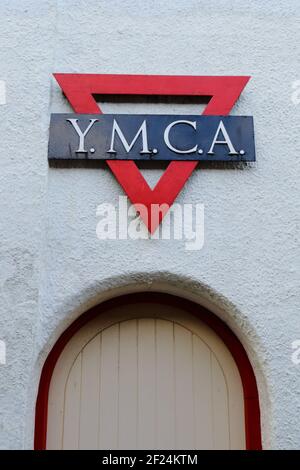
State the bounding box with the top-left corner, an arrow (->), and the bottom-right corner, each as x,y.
34,292 -> 262,450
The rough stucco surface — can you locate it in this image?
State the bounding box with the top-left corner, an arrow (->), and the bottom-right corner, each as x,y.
0,0 -> 299,449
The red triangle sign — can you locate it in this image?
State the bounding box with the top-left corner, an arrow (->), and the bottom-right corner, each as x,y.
54,74 -> 250,233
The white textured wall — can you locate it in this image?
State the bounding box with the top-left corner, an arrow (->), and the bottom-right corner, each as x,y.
0,0 -> 299,449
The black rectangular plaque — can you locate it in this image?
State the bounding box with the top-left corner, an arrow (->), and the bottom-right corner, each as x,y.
48,114 -> 255,162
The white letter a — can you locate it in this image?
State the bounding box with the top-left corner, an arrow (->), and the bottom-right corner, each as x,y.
207,120 -> 238,155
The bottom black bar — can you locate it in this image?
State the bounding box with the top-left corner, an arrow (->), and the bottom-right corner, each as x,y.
0,450 -> 297,464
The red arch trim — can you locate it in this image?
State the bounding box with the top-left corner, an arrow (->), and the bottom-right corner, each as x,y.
34,292 -> 262,450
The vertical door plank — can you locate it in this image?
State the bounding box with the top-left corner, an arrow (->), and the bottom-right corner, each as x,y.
156,319 -> 175,448
118,320 -> 138,449
227,369 -> 245,449
62,353 -> 82,449
211,354 -> 230,449
47,368 -> 65,449
99,324 -> 119,449
192,335 -> 214,449
79,335 -> 101,449
48,308 -> 246,451
137,318 -> 156,449
174,324 -> 194,449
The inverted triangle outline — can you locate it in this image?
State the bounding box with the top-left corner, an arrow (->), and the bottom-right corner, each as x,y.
54,74 -> 250,233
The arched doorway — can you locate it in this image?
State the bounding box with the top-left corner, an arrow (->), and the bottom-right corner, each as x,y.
35,293 -> 261,449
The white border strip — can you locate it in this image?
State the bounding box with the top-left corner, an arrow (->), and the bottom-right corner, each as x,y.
0,80 -> 6,105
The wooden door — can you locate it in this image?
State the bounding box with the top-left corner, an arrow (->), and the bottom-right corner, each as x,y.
46,303 -> 246,449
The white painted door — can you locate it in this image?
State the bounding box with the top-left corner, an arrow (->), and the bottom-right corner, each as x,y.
46,303 -> 246,449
